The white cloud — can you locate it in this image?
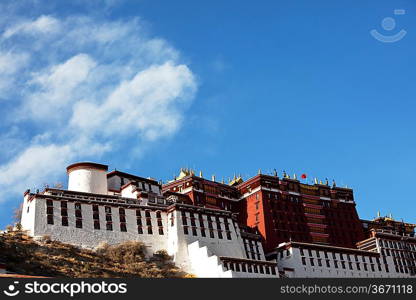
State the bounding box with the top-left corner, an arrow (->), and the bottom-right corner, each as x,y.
0,51 -> 29,74
0,51 -> 29,96
0,10 -> 197,199
71,62 -> 196,140
3,15 -> 60,38
24,53 -> 97,119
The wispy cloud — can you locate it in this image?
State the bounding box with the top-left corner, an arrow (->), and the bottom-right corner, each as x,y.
0,5 -> 197,198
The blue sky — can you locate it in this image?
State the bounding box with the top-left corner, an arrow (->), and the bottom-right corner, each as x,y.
0,0 -> 415,228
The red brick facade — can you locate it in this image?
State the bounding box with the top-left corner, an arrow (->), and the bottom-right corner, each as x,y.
162,172 -> 366,254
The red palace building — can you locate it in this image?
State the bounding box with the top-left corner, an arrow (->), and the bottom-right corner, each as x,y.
162,169 -> 366,254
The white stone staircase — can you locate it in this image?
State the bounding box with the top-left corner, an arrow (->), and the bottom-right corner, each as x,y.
187,241 -> 233,278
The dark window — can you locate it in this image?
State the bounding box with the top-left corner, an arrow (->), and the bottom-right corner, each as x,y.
94,221 -> 100,230
183,226 -> 189,235
92,205 -> 98,211
46,200 -> 53,207
47,207 -> 54,214
106,223 -> 113,231
75,210 -> 82,218
147,226 -> 153,235
120,223 -> 127,232
301,257 -> 306,265
76,219 -> 82,228
62,217 -> 68,226
158,228 -> 164,235
47,215 -> 54,225
61,209 -> 68,217
105,206 -> 111,214
137,226 -> 143,234
106,215 -> 112,222
61,201 -> 67,208
120,215 -> 126,223
145,210 -> 151,218
75,203 -> 81,210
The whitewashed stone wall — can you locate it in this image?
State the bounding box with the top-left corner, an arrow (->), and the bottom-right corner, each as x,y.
277,245 -> 407,278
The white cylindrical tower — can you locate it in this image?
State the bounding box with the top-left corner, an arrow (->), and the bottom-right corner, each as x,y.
67,162 -> 108,195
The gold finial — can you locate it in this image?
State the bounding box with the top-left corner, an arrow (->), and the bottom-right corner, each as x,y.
273,169 -> 278,176
212,175 -> 216,182
258,169 -> 261,175
325,178 -> 329,185
199,171 -> 203,178
283,170 -> 287,178
314,178 -> 318,184
293,174 -> 297,180
377,211 -> 381,218
222,178 -> 225,184
332,180 -> 336,187
319,180 -> 323,185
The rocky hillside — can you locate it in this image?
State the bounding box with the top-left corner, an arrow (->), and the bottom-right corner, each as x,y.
0,230 -> 190,278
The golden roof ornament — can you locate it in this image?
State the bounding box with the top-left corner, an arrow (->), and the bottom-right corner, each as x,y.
293,174 -> 297,180
199,171 -> 203,178
314,178 -> 318,184
258,169 -> 261,175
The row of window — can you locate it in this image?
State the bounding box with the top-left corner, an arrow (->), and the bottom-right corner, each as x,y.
181,211 -> 232,240
46,200 -> 165,235
382,248 -> 416,260
299,247 -> 382,265
222,261 -> 276,275
381,239 -> 416,251
301,256 -> 389,273
243,239 -> 262,260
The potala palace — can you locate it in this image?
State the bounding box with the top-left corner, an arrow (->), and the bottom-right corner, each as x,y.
19,162 -> 416,278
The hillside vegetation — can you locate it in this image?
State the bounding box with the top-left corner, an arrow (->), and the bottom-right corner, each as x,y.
0,230 -> 190,278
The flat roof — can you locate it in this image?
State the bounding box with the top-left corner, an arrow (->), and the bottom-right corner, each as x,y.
276,241 -> 380,256
66,162 -> 108,173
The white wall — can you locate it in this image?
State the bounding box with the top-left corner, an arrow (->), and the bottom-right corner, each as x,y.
277,246 -> 408,278
68,168 -> 108,195
31,198 -> 168,254
21,193 -> 276,278
21,194 -> 36,236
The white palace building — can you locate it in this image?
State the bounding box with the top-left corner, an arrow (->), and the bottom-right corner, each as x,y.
19,162 -> 416,278
20,162 -> 276,278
